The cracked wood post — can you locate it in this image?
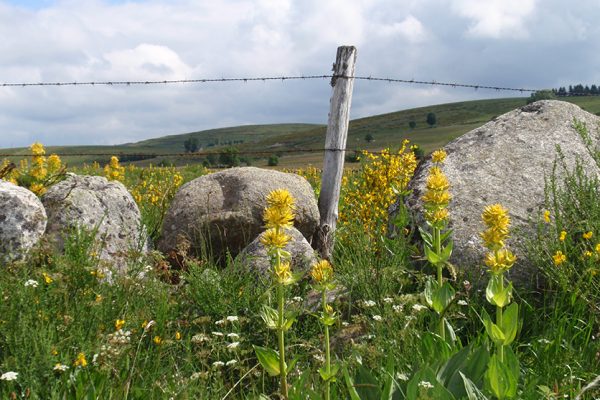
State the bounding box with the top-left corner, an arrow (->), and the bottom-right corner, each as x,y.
315,45 -> 357,260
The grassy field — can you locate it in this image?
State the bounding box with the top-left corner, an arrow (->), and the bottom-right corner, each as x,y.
4,96 -> 600,169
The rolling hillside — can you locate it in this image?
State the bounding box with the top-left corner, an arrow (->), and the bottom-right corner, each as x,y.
3,96 -> 600,169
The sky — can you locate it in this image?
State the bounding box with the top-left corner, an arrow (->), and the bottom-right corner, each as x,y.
0,0 -> 599,148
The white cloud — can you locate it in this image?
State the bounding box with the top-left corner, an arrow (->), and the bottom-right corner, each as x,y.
451,0 -> 537,39
376,15 -> 427,43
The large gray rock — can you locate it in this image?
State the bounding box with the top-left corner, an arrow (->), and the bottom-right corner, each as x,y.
0,180 -> 47,263
397,100 -> 600,284
236,226 -> 317,277
42,174 -> 147,271
158,167 -> 319,262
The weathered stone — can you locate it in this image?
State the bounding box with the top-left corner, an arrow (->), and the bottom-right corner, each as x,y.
395,100 -> 600,285
0,180 -> 47,263
158,167 -> 319,261
42,175 -> 146,272
236,226 -> 317,277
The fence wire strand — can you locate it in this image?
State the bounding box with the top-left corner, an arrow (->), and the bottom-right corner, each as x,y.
0,74 -> 540,93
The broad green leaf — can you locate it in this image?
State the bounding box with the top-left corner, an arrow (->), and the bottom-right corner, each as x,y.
432,282 -> 455,315
424,278 -> 436,308
425,245 -> 442,266
485,275 -> 512,308
440,228 -> 453,244
485,354 -> 517,399
481,308 -> 506,346
460,372 -> 489,400
318,364 -> 340,382
440,240 -> 453,261
500,303 -> 519,346
259,305 -> 279,330
253,345 -> 283,377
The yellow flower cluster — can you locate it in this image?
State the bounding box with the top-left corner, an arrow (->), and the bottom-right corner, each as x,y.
286,166 -> 321,197
481,204 -> 516,274
422,150 -> 451,226
340,140 -> 417,240
262,189 -> 296,285
310,259 -> 333,284
552,250 -> 567,266
104,156 -> 125,182
1,142 -> 63,195
129,165 -> 184,207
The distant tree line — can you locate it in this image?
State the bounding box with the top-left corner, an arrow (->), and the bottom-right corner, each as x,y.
552,84 -> 600,96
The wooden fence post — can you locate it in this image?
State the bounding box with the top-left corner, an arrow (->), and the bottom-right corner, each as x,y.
315,45 -> 357,260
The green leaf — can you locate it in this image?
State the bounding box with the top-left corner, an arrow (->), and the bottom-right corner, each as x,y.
432,282 -> 455,315
318,364 -> 340,382
343,365 -> 362,400
424,278 -> 436,308
286,356 -> 299,375
440,228 -> 453,244
282,314 -> 297,332
440,240 -> 453,261
485,275 -> 512,308
253,345 -> 283,377
485,354 -> 517,399
355,365 -> 382,400
418,226 -> 433,247
500,303 -> 519,346
481,308 -> 506,346
425,245 -> 442,266
460,372 -> 489,400
259,305 -> 279,330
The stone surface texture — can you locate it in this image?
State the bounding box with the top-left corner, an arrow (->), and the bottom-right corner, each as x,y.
397,100 -> 600,284
158,167 -> 319,261
42,175 -> 146,271
236,226 -> 317,277
0,180 -> 47,263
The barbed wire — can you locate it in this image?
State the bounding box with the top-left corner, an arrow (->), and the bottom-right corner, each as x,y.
0,74 -> 541,92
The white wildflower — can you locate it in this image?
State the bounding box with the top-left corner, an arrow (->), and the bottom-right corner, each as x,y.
383,297 -> 393,304
412,303 -> 428,312
211,331 -> 224,337
392,304 -> 403,313
226,359 -> 238,366
227,333 -> 240,339
0,371 -> 18,381
191,334 -> 210,344
537,338 -> 551,344
53,364 -> 69,372
362,300 -> 376,308
396,372 -> 409,381
457,300 -> 468,306
418,380 -> 434,389
215,319 -> 226,326
292,296 -> 303,303
342,321 -> 349,327
226,316 -> 239,322
212,361 -> 224,368
372,315 -> 382,322
227,341 -> 240,350
24,279 -> 39,288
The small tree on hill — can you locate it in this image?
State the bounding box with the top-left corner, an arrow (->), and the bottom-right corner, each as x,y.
527,90 -> 556,104
268,154 -> 279,166
184,137 -> 199,153
409,120 -> 417,129
365,133 -> 374,143
426,112 -> 437,127
219,146 -> 240,168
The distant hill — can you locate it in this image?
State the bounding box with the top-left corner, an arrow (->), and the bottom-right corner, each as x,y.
3,96 -> 600,169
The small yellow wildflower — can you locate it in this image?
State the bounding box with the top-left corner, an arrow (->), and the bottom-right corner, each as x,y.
266,189 -> 295,210
51,348 -> 58,356
310,260 -> 334,284
30,142 -> 45,156
553,250 -> 567,266
95,294 -> 103,303
484,248 -> 517,274
325,304 -> 333,314
431,149 -> 447,163
153,336 -> 162,345
274,261 -> 292,285
263,206 -> 294,229
543,210 -> 551,223
583,231 -> 593,240
584,251 -> 593,258
47,154 -> 62,173
595,243 -> 600,254
115,319 -> 125,331
175,331 -> 182,341
73,352 -> 87,367
559,231 -> 567,242
260,228 -> 291,249
29,183 -> 47,196
42,272 -> 53,284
